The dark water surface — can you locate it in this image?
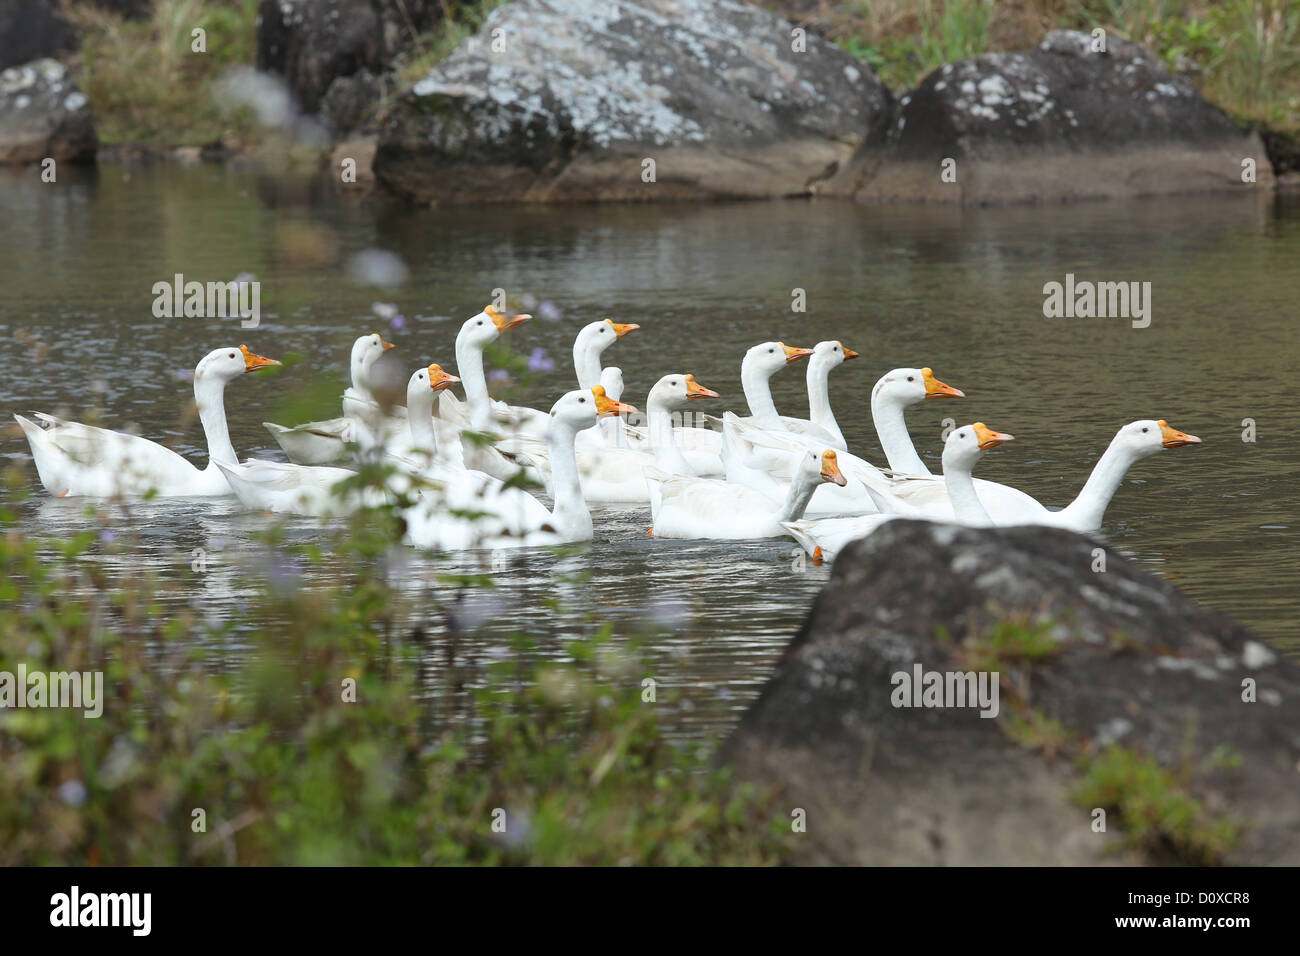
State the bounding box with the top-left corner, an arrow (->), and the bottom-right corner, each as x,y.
1,163 -> 1296,741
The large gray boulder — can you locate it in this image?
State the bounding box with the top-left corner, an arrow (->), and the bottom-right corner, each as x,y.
374,0 -> 892,203
0,59 -> 96,165
725,520 -> 1299,865
832,30 -> 1272,203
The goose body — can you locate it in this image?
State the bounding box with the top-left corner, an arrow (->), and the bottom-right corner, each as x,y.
646,447 -> 846,540
16,345 -> 280,498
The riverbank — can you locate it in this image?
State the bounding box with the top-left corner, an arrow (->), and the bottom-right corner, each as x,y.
3,1 -> 1296,195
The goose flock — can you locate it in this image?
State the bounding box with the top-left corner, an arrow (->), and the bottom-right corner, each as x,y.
14,306 -> 1201,559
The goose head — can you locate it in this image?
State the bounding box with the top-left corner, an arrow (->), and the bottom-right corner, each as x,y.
790,448 -> 848,488
349,332 -> 395,387
195,344 -> 281,383
810,340 -> 859,372
406,363 -> 460,408
744,341 -> 814,379
649,373 -> 719,410
576,318 -> 638,356
943,422 -> 1014,473
458,306 -> 532,350
549,386 -> 637,430
599,366 -> 625,403
873,366 -> 965,409
1115,419 -> 1202,459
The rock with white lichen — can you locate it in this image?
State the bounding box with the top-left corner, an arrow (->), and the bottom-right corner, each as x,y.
725,520 -> 1299,865
829,30 -> 1273,203
374,0 -> 892,203
0,58 -> 96,165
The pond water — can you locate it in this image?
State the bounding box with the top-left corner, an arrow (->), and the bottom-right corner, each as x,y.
1,163 -> 1296,741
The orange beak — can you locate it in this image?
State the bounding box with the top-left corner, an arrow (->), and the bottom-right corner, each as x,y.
428,364 -> 461,391
240,344 -> 281,372
684,374 -> 719,399
972,422 -> 1014,450
840,343 -> 860,360
781,343 -> 814,364
485,306 -> 531,332
381,338 -> 396,352
820,450 -> 848,486
592,385 -> 637,418
605,318 -> 640,339
923,367 -> 964,398
1158,420 -> 1201,448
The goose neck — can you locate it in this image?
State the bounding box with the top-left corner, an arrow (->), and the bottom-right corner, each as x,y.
195,373 -> 238,467
872,393 -> 929,476
456,337 -> 491,432
547,419 -> 592,539
742,360 -> 779,420
1058,435 -> 1139,531
943,460 -> 993,527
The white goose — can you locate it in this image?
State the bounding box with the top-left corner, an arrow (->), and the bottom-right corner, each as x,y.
435,306 -> 547,438
646,447 -> 847,540
883,419 -> 1202,533
783,421 -> 1012,559
16,345 -> 280,498
798,340 -> 859,450
262,333 -> 395,464
406,385 -> 634,550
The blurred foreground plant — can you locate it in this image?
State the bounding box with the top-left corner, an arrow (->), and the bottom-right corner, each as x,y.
0,455 -> 787,865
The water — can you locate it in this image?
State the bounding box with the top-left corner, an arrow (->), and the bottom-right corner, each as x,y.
2,163 -> 1297,741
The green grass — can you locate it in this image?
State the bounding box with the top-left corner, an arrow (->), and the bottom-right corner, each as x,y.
958,616 -> 1061,674
63,0 -> 262,147
1072,745 -> 1241,863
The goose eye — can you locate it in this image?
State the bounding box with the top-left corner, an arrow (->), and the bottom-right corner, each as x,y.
579,397 -> 586,403
768,348 -> 774,353
1142,427 -> 1148,433
476,320 -> 482,326
228,352 -> 236,359
907,376 -> 914,382
958,432 -> 965,439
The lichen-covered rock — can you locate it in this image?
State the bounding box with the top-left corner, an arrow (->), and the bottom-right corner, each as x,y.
725,520 -> 1299,865
0,59 -> 96,165
832,30 -> 1272,203
374,0 -> 891,203
256,0 -> 437,115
